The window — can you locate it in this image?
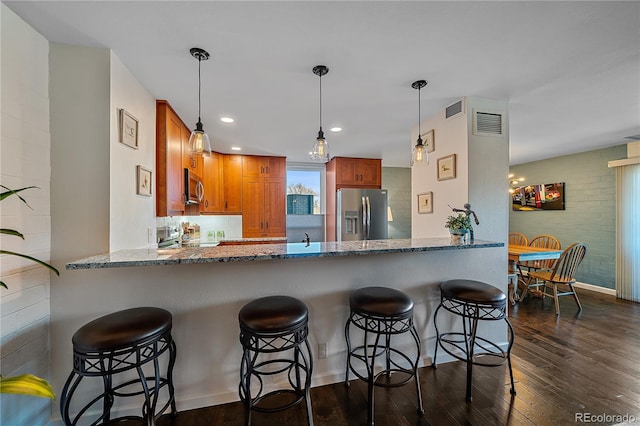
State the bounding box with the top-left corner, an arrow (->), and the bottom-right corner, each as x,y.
286,163 -> 325,214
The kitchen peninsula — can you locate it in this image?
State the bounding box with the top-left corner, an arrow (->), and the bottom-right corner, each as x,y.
59,238 -> 508,419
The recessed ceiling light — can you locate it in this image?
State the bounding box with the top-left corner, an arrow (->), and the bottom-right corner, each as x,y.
220,117 -> 234,123
330,127 -> 342,132
231,146 -> 242,151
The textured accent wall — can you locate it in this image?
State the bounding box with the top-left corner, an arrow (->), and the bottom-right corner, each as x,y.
509,145 -> 627,289
1,5 -> 53,424
382,167 -> 411,239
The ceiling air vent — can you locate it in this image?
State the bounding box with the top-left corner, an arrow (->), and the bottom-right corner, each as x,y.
473,111 -> 503,136
445,100 -> 463,118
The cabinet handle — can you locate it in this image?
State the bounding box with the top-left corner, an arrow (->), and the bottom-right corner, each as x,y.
266,166 -> 270,174
225,201 -> 228,209
205,200 -> 209,208
260,222 -> 263,229
266,222 -> 269,229
261,166 -> 264,174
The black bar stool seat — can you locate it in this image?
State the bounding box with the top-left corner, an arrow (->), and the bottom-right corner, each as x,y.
60,307 -> 177,425
345,286 -> 424,425
433,279 -> 516,401
238,295 -> 313,425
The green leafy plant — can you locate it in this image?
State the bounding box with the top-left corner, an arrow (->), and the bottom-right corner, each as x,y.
444,213 -> 472,231
1,185 -> 58,399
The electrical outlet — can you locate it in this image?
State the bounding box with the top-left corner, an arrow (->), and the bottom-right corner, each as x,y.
318,342 -> 327,359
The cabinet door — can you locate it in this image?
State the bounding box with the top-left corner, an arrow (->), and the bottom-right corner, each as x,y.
223,154 -> 243,213
156,101 -> 185,216
201,152 -> 223,213
264,177 -> 286,237
357,159 -> 382,187
336,158 -> 359,186
242,177 -> 265,237
242,155 -> 263,178
263,157 -> 286,178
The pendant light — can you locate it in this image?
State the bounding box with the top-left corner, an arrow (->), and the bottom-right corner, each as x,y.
411,80 -> 428,166
310,65 -> 329,162
188,47 -> 212,156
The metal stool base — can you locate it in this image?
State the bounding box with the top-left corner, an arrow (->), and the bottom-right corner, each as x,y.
60,332 -> 177,426
239,321 -> 313,426
433,292 -> 516,402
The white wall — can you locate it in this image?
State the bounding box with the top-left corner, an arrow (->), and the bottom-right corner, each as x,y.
411,99 -> 469,237
109,52 -> 157,251
411,97 -> 509,244
0,5 -> 54,424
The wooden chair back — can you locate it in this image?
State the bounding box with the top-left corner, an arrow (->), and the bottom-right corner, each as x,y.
548,243 -> 587,283
508,232 -> 528,246
524,235 -> 561,269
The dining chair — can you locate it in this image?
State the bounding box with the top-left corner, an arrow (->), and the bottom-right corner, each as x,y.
519,235 -> 561,299
528,242 -> 587,315
508,232 -> 528,246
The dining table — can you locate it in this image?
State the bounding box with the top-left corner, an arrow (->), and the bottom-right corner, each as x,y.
507,244 -> 563,304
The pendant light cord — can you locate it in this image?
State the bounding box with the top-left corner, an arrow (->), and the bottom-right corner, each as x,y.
319,72 -> 322,129
417,86 -> 421,135
198,57 -> 202,122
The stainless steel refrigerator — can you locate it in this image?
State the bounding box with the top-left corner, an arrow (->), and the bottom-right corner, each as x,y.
336,188 -> 388,241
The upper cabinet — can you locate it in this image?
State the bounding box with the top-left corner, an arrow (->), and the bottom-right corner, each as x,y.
222,154 -> 243,214
156,100 -> 187,217
201,152 -> 223,213
327,157 -> 382,189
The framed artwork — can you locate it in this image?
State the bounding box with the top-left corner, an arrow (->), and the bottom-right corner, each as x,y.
512,182 -> 565,211
421,129 -> 435,153
417,192 -> 433,214
136,165 -> 152,196
119,109 -> 139,149
437,154 -> 456,181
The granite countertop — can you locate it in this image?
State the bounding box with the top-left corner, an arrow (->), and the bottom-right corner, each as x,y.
66,238 -> 503,270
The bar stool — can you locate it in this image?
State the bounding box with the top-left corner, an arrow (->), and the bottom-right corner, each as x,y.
238,295 -> 313,426
433,279 -> 516,401
344,286 -> 424,425
60,307 -> 177,425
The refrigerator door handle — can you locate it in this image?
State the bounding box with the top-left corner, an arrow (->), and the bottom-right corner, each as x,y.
365,196 -> 371,239
361,196 -> 367,237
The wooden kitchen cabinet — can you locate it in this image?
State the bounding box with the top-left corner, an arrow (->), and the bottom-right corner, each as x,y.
156,100 -> 187,216
222,154 -> 243,213
325,156 -> 382,241
201,152 -> 223,213
242,155 -> 286,237
328,157 -> 382,189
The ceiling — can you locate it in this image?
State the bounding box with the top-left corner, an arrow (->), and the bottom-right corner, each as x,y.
5,1 -> 639,167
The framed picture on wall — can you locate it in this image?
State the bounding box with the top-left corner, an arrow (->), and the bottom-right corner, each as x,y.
437,154 -> 456,181
421,129 -> 435,153
417,192 -> 433,214
136,165 -> 152,196
119,109 -> 139,149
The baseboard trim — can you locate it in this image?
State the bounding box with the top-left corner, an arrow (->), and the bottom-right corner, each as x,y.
573,281 -> 616,296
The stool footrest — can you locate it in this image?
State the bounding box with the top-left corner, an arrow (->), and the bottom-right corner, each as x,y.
437,332 -> 508,366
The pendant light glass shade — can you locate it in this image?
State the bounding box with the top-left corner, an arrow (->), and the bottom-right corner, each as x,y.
310,65 -> 329,162
189,47 -> 212,156
310,128 -> 329,162
411,135 -> 427,166
410,80 -> 428,166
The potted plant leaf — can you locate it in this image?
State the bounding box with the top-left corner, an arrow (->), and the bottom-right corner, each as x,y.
444,213 -> 472,244
0,185 -> 57,399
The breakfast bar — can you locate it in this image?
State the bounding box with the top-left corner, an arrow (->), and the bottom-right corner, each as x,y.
57,238 -> 506,419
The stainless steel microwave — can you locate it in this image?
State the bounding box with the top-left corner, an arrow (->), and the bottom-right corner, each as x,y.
184,168 -> 204,204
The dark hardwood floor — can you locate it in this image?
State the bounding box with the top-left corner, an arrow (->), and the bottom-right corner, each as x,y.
158,289 -> 640,425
